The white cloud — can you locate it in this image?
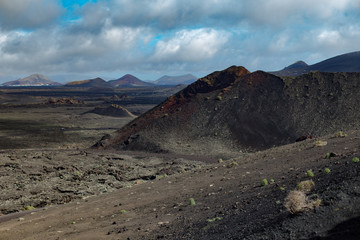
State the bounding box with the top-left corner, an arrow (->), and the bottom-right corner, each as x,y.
317,30 -> 341,46
152,28 -> 229,62
0,0 -> 63,30
0,0 -> 360,80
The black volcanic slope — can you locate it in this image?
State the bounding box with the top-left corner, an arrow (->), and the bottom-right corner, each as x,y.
272,51 -> 360,76
95,66 -> 360,156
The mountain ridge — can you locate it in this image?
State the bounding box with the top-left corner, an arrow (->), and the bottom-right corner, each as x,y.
153,74 -> 197,85
271,51 -> 360,76
1,74 -> 61,86
65,77 -> 113,88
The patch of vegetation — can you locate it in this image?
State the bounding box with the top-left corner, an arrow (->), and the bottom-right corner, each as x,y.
285,190 -> 321,214
352,157 -> 359,163
296,180 -> 315,193
325,152 -> 336,159
314,140 -> 327,147
261,179 -> 268,186
120,210 -> 127,214
218,158 -> 223,163
270,179 -> 275,184
306,170 -> 314,177
334,130 -> 347,138
280,187 -> 286,191
324,168 -> 331,174
227,161 -> 238,168
207,217 -> 222,222
23,205 -> 35,211
189,198 -> 196,206
216,95 -> 222,101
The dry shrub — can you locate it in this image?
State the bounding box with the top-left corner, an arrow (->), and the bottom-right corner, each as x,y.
285,190 -> 321,214
285,190 -> 307,214
314,140 -> 327,147
285,179 -> 321,214
296,180 -> 315,193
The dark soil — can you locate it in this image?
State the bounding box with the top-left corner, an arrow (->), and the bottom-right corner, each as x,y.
0,130 -> 359,240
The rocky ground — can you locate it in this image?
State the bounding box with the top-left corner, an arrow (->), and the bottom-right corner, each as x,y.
0,130 -> 359,239
0,149 -> 209,215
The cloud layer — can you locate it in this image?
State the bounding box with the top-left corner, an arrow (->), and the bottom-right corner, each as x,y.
0,0 -> 359,81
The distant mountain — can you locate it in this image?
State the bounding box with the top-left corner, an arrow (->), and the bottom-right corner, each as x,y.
109,74 -> 153,87
271,51 -> 360,76
65,77 -> 113,88
2,74 -> 61,86
153,74 -> 197,85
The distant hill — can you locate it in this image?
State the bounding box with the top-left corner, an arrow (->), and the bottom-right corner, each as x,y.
271,51 -> 360,76
84,104 -> 136,118
65,77 -> 113,88
2,74 -> 61,86
109,74 -> 153,88
153,74 -> 197,85
94,66 -> 360,156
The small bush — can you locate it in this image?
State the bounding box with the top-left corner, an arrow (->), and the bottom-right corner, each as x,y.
207,217 -> 222,222
227,161 -> 238,168
306,170 -> 314,177
325,152 -> 336,159
285,190 -> 321,214
216,95 -> 222,101
352,157 -> 359,163
270,179 -> 275,184
284,190 -> 307,214
280,187 -> 286,191
296,180 -> 315,193
261,179 -> 268,186
314,140 -> 327,147
324,168 -> 331,174
334,131 -> 347,138
23,206 -> 35,211
189,198 -> 196,206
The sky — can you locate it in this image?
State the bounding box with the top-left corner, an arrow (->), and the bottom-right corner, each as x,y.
0,0 -> 359,83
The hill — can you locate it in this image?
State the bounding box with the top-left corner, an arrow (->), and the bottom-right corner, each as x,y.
272,51 -> 360,76
84,104 -> 136,118
65,77 -> 113,88
94,66 -> 360,156
154,74 -> 197,85
108,74 -> 153,87
1,74 -> 61,86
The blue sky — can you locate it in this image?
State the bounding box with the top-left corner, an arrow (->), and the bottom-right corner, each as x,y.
0,0 -> 359,83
